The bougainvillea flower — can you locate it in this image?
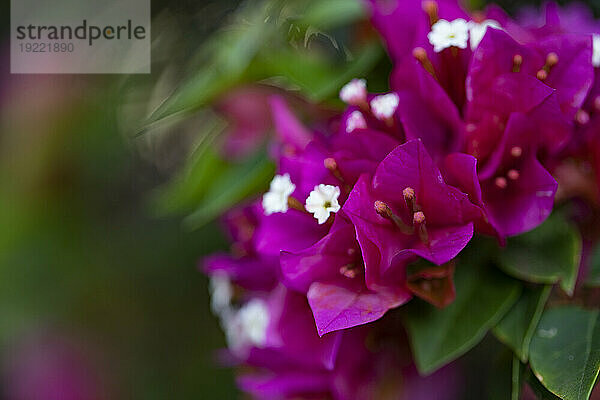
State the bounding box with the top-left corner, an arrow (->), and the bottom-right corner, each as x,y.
365,0 -> 468,65
468,21 -> 593,122
280,217 -> 411,336
477,113 -> 558,237
391,56 -> 463,161
343,140 -> 481,275
269,95 -> 313,152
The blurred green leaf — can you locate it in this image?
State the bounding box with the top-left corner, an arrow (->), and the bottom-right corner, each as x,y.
404,260 -> 521,375
142,0 -> 380,130
529,307 -> 600,400
151,126 -> 228,216
257,42 -> 382,102
143,3 -> 280,128
300,0 -> 365,29
182,151 -> 275,230
497,213 -> 581,296
493,285 -> 551,363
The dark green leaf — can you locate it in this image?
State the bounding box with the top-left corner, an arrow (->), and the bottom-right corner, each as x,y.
529,307 -> 600,400
182,153 -> 275,230
493,285 -> 551,362
497,213 -> 581,295
404,260 -> 521,375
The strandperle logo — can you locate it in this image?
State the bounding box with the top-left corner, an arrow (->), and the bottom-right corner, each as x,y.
15,20 -> 147,46
11,0 -> 150,74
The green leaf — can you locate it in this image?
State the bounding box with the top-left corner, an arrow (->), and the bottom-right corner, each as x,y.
182,152 -> 275,230
529,307 -> 600,400
493,285 -> 551,362
143,3 -> 279,127
256,42 -> 383,102
525,368 -> 563,400
497,213 -> 581,295
404,260 -> 521,375
300,0 -> 365,29
150,124 -> 228,216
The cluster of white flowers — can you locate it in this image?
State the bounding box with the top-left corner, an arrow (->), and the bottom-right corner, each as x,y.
428,18 -> 502,53
209,273 -> 270,355
262,175 -> 341,225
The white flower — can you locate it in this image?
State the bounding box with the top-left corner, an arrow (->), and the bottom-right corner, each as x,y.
593,34 -> 600,68
209,273 -> 233,316
224,299 -> 270,352
346,110 -> 367,133
305,184 -> 341,224
468,19 -> 501,50
262,174 -> 296,215
370,93 -> 399,121
428,18 -> 469,53
340,78 -> 367,105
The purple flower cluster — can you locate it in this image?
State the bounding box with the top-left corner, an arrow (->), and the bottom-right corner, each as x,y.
204,1 -> 600,398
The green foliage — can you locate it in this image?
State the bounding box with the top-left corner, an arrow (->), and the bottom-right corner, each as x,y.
496,213 -> 581,296
182,151 -> 275,230
404,257 -> 521,375
493,285 -> 551,362
142,0 -> 381,129
529,307 -> 600,400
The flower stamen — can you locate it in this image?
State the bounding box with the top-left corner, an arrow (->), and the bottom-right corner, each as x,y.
512,54 -> 523,73
495,176 -> 508,189
339,264 -> 359,279
510,146 -> 523,158
422,0 -> 439,26
374,200 -> 414,234
413,47 -> 438,79
403,187 -> 419,213
413,211 -> 430,246
576,109 -> 590,125
507,169 -> 520,180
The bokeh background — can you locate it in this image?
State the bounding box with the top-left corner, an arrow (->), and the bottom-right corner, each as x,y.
0,0 -> 598,399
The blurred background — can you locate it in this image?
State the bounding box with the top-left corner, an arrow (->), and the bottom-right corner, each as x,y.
0,0 -> 597,399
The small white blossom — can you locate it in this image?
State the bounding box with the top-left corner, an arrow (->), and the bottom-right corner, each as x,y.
370,93 -> 399,121
346,110 -> 367,133
468,19 -> 501,50
209,273 -> 233,316
262,174 -> 296,215
428,18 -> 469,53
224,299 -> 270,352
593,34 -> 600,68
305,184 -> 341,224
340,79 -> 367,105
